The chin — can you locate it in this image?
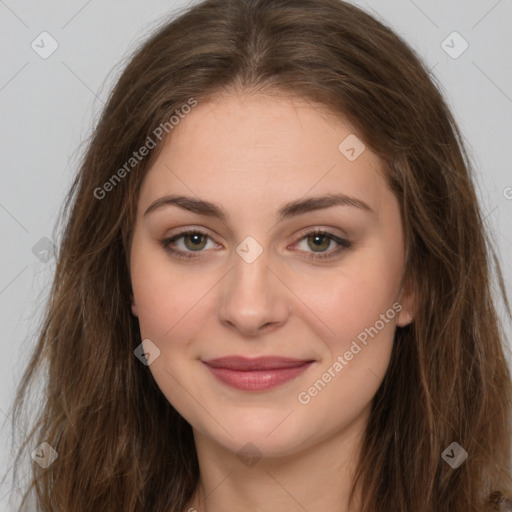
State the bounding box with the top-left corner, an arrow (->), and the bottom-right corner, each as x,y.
197,408 -> 318,459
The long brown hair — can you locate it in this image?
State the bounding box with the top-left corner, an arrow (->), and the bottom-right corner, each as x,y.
6,0 -> 512,510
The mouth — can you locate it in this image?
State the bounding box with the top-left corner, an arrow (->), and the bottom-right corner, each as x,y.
202,356 -> 315,391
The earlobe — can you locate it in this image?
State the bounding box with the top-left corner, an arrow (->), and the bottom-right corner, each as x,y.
396,282 -> 416,327
396,307 -> 414,327
130,294 -> 138,317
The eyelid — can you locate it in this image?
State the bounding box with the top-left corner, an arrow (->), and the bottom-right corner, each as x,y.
292,225 -> 349,242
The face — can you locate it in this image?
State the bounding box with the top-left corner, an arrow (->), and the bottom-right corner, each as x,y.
129,92 -> 415,458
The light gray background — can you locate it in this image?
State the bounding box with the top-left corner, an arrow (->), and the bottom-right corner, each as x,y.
1,0 -> 511,508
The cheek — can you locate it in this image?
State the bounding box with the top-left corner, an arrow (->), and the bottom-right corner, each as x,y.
296,267 -> 398,420
303,253 -> 402,347
130,242 -> 188,339
130,245 -> 219,352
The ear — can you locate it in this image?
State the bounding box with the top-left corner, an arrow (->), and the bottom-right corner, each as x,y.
395,279 -> 416,327
130,294 -> 138,317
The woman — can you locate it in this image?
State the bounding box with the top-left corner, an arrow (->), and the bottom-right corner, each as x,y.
8,0 -> 512,510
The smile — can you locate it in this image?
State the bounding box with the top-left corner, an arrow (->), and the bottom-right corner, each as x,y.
202,356 -> 315,391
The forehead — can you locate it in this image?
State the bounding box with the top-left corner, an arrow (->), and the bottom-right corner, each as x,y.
138,93 -> 390,219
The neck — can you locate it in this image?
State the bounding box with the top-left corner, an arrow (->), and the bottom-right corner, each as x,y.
184,406 -> 369,512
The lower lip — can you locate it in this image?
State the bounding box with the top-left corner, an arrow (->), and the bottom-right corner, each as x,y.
203,362 -> 314,391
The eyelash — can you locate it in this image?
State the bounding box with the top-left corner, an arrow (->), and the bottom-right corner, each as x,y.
160,228 -> 352,261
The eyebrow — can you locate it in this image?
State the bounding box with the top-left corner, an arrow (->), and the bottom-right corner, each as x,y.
143,192 -> 375,222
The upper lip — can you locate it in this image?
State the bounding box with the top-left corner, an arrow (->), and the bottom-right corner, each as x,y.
203,356 -> 314,371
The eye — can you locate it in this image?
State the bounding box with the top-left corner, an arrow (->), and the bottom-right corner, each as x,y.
291,229 -> 352,260
161,228 -> 352,261
161,229 -> 217,259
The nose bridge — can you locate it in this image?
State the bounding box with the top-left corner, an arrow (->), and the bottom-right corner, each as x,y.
218,238 -> 289,334
232,245 -> 270,299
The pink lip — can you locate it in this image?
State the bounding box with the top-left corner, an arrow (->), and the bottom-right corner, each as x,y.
202,356 -> 315,391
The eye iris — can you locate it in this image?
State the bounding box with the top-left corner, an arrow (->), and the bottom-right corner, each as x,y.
184,233 -> 207,251
307,233 -> 329,252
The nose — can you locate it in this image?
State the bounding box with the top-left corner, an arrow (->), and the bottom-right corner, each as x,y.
217,246 -> 290,337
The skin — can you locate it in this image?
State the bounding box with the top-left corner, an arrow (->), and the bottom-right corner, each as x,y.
129,91 -> 415,512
